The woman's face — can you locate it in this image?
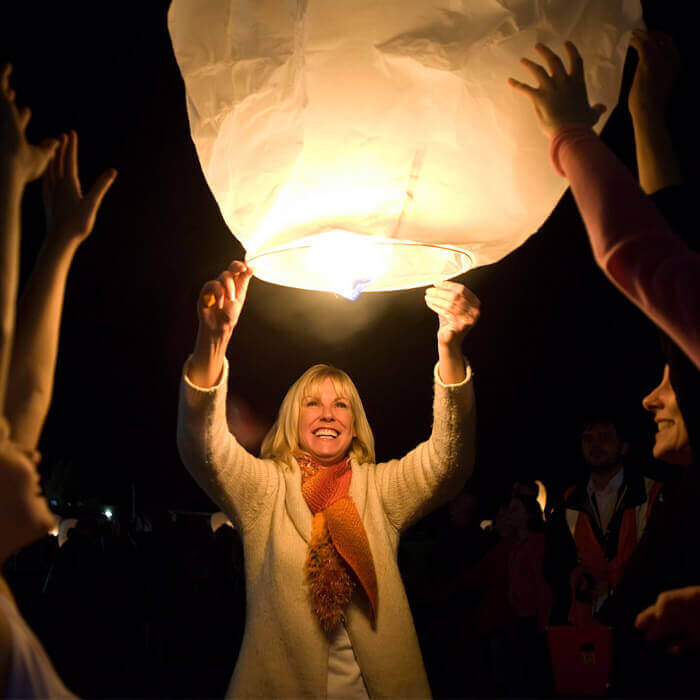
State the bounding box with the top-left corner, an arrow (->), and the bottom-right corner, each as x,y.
0,432 -> 55,559
642,364 -> 693,466
298,377 -> 355,466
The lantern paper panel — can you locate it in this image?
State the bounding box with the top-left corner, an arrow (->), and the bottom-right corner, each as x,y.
169,0 -> 641,297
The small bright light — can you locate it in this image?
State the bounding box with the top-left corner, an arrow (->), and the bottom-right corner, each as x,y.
303,230 -> 394,300
104,508 -> 113,520
535,480 -> 547,519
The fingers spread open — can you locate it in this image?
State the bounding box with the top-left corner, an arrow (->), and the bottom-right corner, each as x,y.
520,57 -> 552,87
56,133 -> 68,179
508,77 -> 538,97
564,41 -> 585,78
0,63 -> 11,95
86,168 -> 117,216
67,130 -> 80,190
18,105 -> 31,131
536,43 -> 567,80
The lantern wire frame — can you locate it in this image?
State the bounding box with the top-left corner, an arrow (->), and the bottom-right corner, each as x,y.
246,232 -> 473,300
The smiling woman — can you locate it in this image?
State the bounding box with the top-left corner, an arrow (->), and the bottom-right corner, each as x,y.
177,259 -> 479,698
642,364 -> 693,466
261,366 -> 374,470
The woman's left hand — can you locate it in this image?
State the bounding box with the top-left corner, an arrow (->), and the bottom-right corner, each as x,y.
425,281 -> 480,349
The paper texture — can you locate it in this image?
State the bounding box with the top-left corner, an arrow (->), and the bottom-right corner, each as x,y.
169,0 -> 641,295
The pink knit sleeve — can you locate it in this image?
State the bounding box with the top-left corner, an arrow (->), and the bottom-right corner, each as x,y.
550,125 -> 700,370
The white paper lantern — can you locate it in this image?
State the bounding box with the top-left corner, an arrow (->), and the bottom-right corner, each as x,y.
169,0 -> 641,298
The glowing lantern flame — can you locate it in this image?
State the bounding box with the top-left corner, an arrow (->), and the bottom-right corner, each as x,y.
169,0 -> 641,297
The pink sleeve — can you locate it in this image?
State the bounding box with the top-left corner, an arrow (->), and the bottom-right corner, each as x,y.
550,125 -> 700,370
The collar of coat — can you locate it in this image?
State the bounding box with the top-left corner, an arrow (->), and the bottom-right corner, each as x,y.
283,457 -> 368,543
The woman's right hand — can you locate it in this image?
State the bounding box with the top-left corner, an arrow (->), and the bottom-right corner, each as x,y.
189,261 -> 253,388
198,260 -> 253,339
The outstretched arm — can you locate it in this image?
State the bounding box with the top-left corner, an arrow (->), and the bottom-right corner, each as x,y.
178,260 -> 278,530
0,64 -> 57,414
376,282 -> 479,531
425,280 -> 480,384
628,30 -> 683,195
4,131 -> 116,448
509,42 -> 700,370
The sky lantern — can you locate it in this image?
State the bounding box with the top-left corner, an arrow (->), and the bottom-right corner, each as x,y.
168,0 -> 641,299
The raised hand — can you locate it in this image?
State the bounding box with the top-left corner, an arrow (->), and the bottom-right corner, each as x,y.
42,131 -> 117,247
508,42 -> 606,138
628,30 -> 680,122
198,261 -> 254,338
425,281 -> 480,348
0,63 -> 57,184
189,261 -> 254,388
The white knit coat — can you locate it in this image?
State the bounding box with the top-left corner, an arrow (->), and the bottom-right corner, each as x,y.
177,359 -> 476,698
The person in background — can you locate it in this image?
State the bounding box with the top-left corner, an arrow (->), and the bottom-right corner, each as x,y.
0,62 -> 115,697
552,415 -> 659,625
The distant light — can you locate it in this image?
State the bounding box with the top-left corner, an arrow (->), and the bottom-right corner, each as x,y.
535,480 -> 547,519
104,508 -> 113,520
480,520 -> 493,531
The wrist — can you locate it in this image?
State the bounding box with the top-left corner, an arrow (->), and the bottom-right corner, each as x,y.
438,338 -> 463,358
0,161 -> 25,198
189,328 -> 231,387
39,235 -> 81,263
0,151 -> 37,190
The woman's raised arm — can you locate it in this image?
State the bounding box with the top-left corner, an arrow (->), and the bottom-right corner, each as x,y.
188,260 -> 253,387
376,282 -> 479,532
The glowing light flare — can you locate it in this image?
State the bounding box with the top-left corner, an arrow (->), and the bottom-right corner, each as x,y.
304,230 -> 394,300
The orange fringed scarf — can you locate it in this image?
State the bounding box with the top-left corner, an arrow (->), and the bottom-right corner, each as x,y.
298,455 -> 378,632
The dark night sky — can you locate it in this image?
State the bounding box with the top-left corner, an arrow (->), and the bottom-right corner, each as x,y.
1,1 -> 694,517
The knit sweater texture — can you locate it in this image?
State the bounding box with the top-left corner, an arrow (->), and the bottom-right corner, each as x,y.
177,359 -> 476,698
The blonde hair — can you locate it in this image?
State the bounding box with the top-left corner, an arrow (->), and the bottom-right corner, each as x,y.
260,364 -> 375,468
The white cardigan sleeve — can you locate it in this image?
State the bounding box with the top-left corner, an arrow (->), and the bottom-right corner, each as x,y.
176,357 -> 278,532
374,361 -> 476,532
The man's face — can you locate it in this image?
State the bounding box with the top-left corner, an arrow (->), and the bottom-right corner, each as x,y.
580,422 -> 626,473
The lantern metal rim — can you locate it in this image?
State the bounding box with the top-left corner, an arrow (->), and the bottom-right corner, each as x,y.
246,237 -> 473,295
